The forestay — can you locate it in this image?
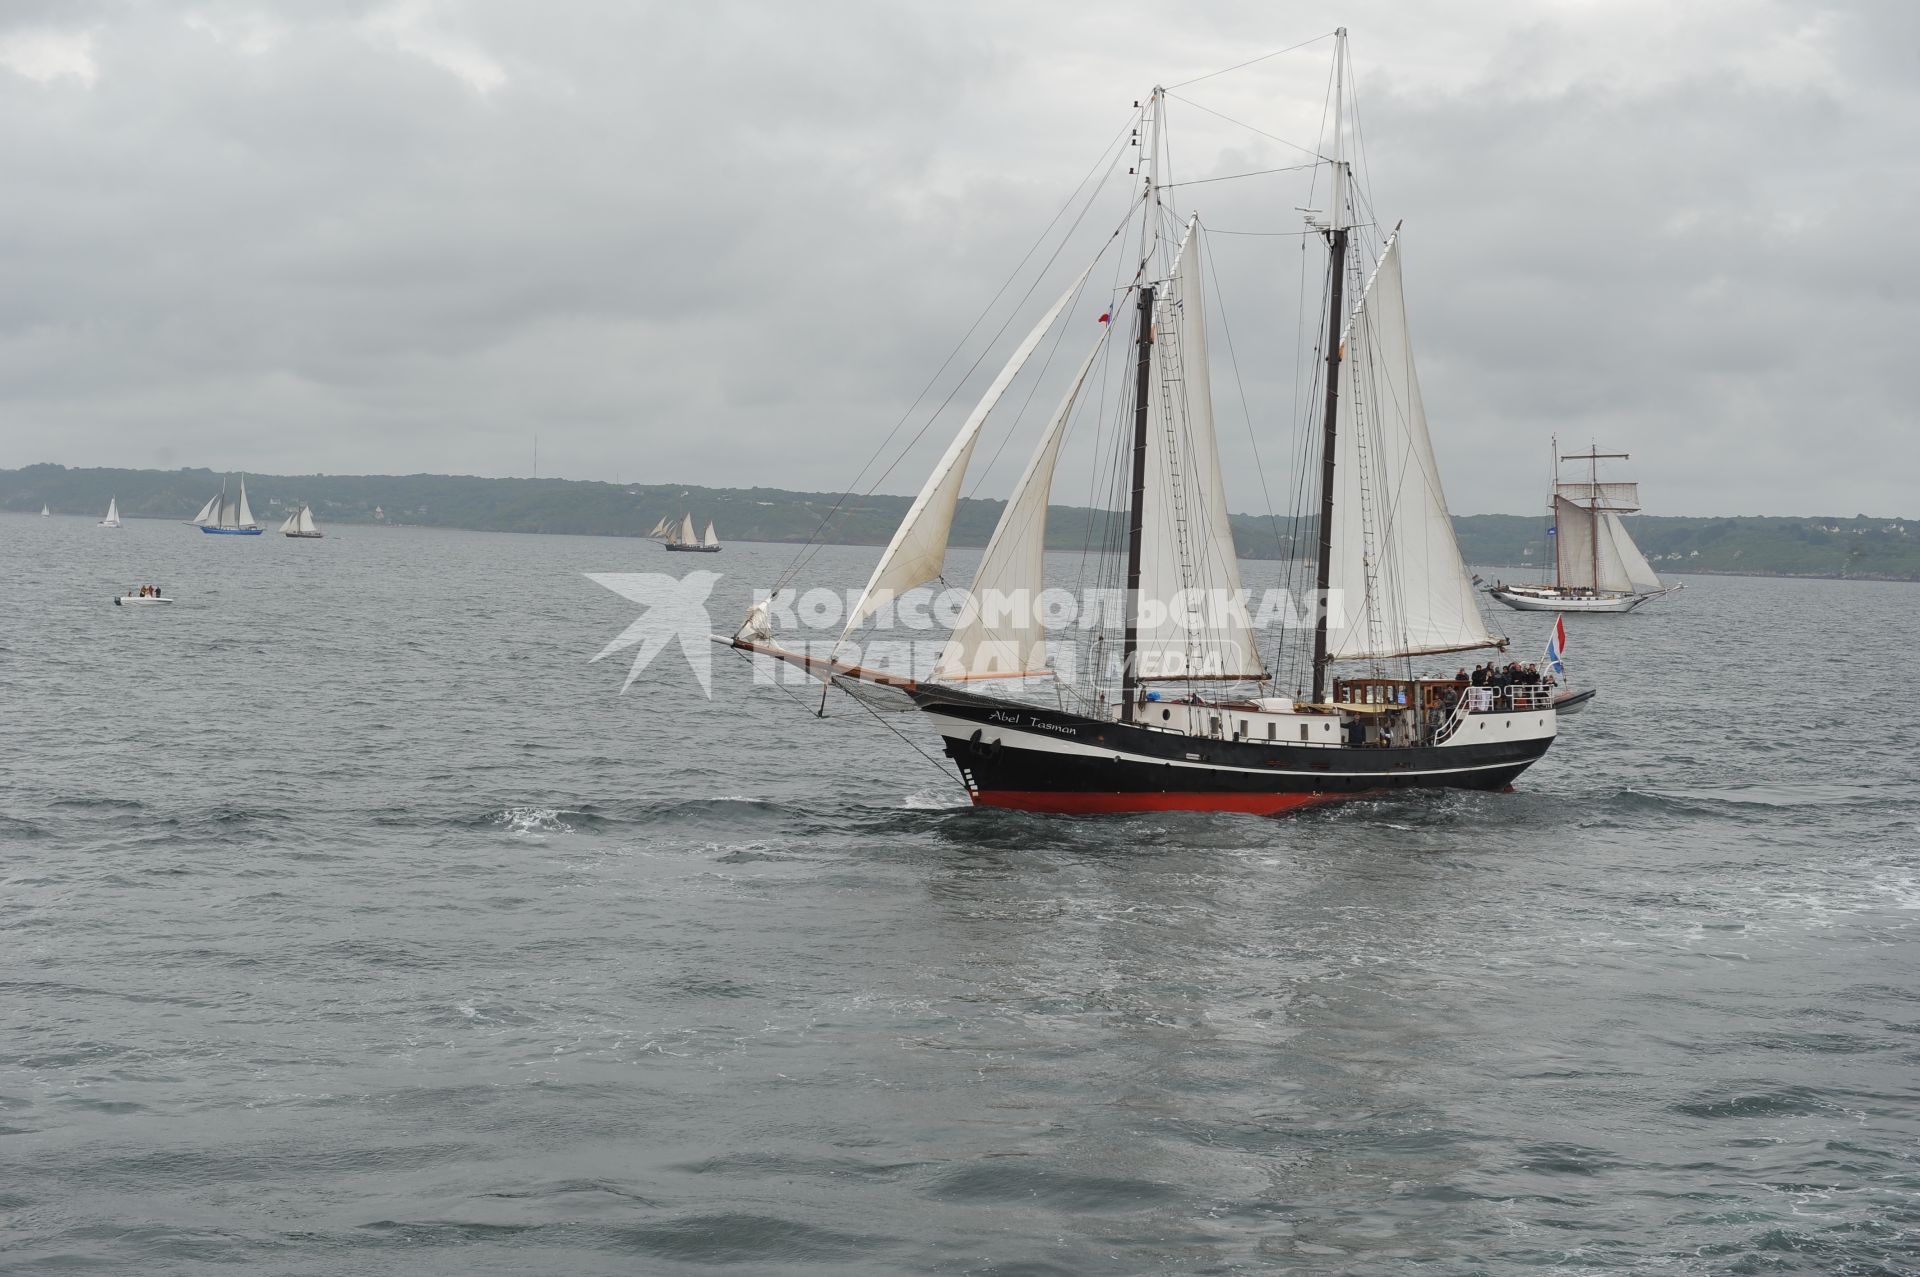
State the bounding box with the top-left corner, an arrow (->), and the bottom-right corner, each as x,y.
841,262 -> 1095,644
1325,232 -> 1500,660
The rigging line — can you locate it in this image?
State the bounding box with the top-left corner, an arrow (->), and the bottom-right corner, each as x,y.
1204,228 -> 1318,238
1165,31 -> 1336,90
1159,162 -> 1317,190
1165,91 -> 1324,161
1198,226 -> 1287,569
961,265 -> 1101,503
849,186 -> 1142,516
773,114 -> 1136,591
835,678 -> 965,785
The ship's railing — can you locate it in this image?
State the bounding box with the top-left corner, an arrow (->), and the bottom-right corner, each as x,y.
1433,689 -> 1474,745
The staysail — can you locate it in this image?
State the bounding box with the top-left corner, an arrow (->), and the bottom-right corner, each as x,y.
677,513 -> 698,545
1325,231 -> 1500,660
236,477 -> 257,528
192,492 -> 218,525
1132,218 -> 1265,680
841,262 -> 1095,642
933,327 -> 1110,680
703,521 -> 719,547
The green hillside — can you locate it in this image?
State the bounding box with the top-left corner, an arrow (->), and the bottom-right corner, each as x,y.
7,464 -> 1915,580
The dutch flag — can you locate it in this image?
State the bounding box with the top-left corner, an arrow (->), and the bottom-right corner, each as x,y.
1544,614 -> 1568,676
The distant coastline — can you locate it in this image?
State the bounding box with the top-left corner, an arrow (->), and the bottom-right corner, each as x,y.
9,462 -> 1916,582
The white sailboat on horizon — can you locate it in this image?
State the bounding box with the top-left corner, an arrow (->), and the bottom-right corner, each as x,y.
1487,441 -> 1682,613
196,475 -> 264,535
663,511 -> 722,552
98,497 -> 121,528
280,504 -> 323,538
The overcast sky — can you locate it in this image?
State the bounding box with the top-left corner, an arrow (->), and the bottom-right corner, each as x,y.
0,0 -> 1912,517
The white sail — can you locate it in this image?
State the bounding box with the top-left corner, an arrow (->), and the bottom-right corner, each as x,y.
1602,512 -> 1662,592
191,493 -> 219,525
842,262 -> 1095,642
934,328 -> 1109,680
279,509 -> 299,533
297,505 -> 319,535
40,504 -> 49,517
650,516 -> 672,538
236,476 -> 257,528
1326,232 -> 1500,660
100,498 -> 120,526
1133,219 -> 1265,680
702,520 -> 719,547
677,513 -> 697,544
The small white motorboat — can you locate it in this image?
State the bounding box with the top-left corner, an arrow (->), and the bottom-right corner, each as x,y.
114,589 -> 174,607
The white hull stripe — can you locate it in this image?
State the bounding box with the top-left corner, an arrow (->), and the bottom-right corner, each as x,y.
925,711 -> 1550,779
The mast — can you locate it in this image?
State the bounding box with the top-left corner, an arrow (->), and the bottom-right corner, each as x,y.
1309,28 -> 1349,704
1121,281 -> 1155,720
1120,87 -> 1162,721
1551,434 -> 1561,589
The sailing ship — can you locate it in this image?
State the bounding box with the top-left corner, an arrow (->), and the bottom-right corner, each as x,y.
662,513 -> 722,553
720,31 -> 1558,814
280,504 -> 323,538
194,475 -> 264,535
1487,442 -> 1681,613
98,498 -> 121,528
40,503 -> 50,517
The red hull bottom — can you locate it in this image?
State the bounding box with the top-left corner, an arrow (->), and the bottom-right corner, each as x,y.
971,789 -> 1368,816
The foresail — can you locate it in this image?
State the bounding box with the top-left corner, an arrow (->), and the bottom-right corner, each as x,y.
678,513 -> 697,544
1326,232 -> 1500,660
280,510 -> 298,533
236,479 -> 256,528
703,521 -> 719,547
1133,218 -> 1265,680
841,261 -> 1095,642
1599,511 -> 1662,593
933,326 -> 1109,680
193,494 -> 218,525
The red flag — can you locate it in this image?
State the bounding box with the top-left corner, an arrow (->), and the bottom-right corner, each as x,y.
1097,312 -> 1110,324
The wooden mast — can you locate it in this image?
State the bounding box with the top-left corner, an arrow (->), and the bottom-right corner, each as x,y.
1310,29 -> 1349,705
1120,89 -> 1161,723
1121,282 -> 1155,721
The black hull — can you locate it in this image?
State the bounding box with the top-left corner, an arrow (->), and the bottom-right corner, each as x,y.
908,686 -> 1553,815
663,543 -> 722,553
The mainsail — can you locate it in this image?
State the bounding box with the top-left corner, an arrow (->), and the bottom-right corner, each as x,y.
1324,232 -> 1499,660
841,262 -> 1095,642
702,521 -> 719,548
235,477 -> 257,528
297,505 -> 319,535
1132,219 -> 1264,680
677,513 -> 698,545
101,498 -> 119,526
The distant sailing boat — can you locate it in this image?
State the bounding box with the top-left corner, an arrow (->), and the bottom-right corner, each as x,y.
98,497 -> 122,528
40,503 -> 50,517
722,32 -> 1557,815
663,512 -> 722,553
1487,441 -> 1681,613
196,475 -> 264,535
280,504 -> 323,538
